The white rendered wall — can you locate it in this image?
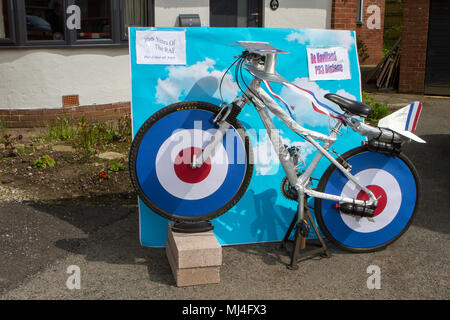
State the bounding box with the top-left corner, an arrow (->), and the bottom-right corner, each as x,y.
154,0 -> 210,27
154,0 -> 331,29
0,48 -> 131,109
263,0 -> 332,29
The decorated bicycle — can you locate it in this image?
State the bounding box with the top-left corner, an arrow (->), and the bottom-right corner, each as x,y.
129,41 -> 424,258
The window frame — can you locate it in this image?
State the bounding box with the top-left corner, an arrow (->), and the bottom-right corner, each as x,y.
71,0 -> 116,45
19,0 -> 68,47
0,0 -> 153,49
0,0 -> 17,45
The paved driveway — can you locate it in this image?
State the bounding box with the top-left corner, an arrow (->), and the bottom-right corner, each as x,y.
0,94 -> 448,300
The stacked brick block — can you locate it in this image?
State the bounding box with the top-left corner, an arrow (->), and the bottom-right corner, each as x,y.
166,224 -> 222,287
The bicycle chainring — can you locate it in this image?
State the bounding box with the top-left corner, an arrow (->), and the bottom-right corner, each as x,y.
281,177 -> 298,201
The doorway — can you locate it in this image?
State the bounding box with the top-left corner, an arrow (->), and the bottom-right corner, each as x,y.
425,0 -> 450,95
210,0 -> 263,27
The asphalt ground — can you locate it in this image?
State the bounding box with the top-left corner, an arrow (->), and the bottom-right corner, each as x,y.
0,93 -> 448,300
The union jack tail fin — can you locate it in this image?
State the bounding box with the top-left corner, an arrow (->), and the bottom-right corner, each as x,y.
378,102 -> 426,143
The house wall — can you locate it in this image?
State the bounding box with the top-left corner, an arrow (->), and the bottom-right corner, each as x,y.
153,0 -> 333,29
154,0 -> 210,27
263,0 -> 332,29
0,48 -> 131,109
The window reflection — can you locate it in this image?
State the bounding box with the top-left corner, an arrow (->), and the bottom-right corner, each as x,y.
0,0 -> 11,39
76,0 -> 111,40
25,0 -> 64,41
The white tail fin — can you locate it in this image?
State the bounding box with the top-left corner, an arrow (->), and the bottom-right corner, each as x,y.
378,102 -> 426,143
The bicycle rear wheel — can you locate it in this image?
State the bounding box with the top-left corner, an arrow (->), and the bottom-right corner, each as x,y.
315,147 -> 421,252
129,101 -> 253,222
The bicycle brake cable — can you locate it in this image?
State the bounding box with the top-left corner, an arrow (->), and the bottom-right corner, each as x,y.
239,55 -> 263,104
219,54 -> 244,108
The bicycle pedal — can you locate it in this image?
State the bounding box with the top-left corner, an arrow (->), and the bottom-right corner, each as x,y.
336,203 -> 375,218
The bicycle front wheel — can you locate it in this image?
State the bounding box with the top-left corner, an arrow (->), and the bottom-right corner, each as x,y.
315,147 -> 421,252
129,101 -> 253,222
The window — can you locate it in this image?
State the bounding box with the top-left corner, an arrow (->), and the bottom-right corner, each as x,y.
0,0 -> 154,48
76,0 -> 111,40
210,0 -> 262,28
123,0 -> 148,38
25,0 -> 65,41
0,0 -> 13,41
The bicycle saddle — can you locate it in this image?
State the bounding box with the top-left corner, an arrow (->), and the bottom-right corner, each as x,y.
324,93 -> 372,117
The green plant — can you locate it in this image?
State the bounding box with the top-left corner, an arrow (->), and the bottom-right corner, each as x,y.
33,155 -> 56,168
357,37 -> 370,64
94,117 -> 132,145
96,122 -> 119,143
1,133 -> 23,157
366,102 -> 390,125
109,160 -> 124,173
45,117 -> 79,142
362,91 -> 374,106
117,115 -> 132,143
362,91 -> 391,125
75,117 -> 99,160
42,115 -> 132,160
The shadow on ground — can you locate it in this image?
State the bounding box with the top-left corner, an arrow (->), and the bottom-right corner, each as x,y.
403,134 -> 450,235
231,134 -> 450,265
25,196 -> 175,287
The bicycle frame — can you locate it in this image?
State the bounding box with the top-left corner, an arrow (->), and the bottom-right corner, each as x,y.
192,52 -> 405,223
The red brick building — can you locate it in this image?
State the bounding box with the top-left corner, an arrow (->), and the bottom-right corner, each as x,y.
332,0 -> 386,66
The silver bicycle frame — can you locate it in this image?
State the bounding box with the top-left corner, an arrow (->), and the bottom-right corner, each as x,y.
192,53 -> 406,220
247,78 -> 377,206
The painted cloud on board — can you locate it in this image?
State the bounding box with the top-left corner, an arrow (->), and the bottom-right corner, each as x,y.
286,29 -> 355,49
155,58 -> 240,106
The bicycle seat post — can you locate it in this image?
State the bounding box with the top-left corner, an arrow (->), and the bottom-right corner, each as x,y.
264,53 -> 278,75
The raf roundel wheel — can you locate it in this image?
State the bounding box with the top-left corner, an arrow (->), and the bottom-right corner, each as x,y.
315,147 -> 421,253
129,101 -> 253,222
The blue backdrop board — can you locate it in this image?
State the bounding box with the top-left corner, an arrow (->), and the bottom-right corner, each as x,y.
129,27 -> 364,247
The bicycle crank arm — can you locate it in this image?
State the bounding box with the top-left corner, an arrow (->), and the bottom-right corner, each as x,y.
305,188 -> 377,207
191,122 -> 231,168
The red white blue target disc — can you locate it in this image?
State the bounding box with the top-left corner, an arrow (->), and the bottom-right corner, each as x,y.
132,106 -> 250,220
317,150 -> 418,250
340,169 -> 402,233
155,129 -> 229,200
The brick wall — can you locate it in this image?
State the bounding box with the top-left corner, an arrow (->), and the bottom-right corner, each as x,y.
0,102 -> 131,128
332,0 -> 385,66
356,0 -> 386,65
331,0 -> 358,30
398,0 -> 430,93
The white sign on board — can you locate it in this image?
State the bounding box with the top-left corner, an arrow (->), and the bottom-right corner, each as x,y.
136,30 -> 186,65
307,47 -> 351,81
